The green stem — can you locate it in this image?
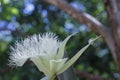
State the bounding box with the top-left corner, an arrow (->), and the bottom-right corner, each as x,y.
50,75 -> 56,80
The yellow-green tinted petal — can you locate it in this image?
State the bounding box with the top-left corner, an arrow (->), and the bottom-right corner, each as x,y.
55,58 -> 68,72
30,56 -> 51,76
50,58 -> 68,73
40,56 -> 51,70
57,36 -> 100,74
56,33 -> 76,59
57,44 -> 90,74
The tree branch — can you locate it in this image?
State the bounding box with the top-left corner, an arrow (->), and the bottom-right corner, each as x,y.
0,67 -> 112,80
104,1 -> 120,77
74,69 -> 113,80
43,0 -> 118,71
44,0 -> 108,35
104,0 -> 120,48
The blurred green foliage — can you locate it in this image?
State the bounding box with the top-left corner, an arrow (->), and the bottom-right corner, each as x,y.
0,0 -> 117,80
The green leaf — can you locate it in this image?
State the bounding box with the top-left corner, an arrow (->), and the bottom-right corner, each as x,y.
11,7 -> 19,15
3,0 -> 10,4
0,41 -> 8,53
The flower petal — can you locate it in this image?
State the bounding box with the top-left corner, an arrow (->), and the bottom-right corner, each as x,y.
57,44 -> 90,74
50,58 -> 68,73
30,56 -> 51,76
56,33 -> 76,59
57,36 -> 100,74
9,57 -> 28,67
55,58 -> 68,72
40,55 -> 51,70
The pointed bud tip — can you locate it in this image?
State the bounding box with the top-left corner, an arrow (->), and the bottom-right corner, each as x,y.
88,35 -> 101,44
73,32 -> 78,35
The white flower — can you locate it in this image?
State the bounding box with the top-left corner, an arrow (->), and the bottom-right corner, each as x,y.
9,33 -> 59,66
9,33 -> 66,78
9,32 -> 100,80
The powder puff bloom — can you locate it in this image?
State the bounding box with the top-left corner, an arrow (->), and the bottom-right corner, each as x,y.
9,32 -> 100,80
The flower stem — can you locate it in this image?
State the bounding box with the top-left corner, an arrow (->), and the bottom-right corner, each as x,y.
50,75 -> 55,80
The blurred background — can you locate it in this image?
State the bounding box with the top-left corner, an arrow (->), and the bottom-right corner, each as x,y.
0,0 -> 117,80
